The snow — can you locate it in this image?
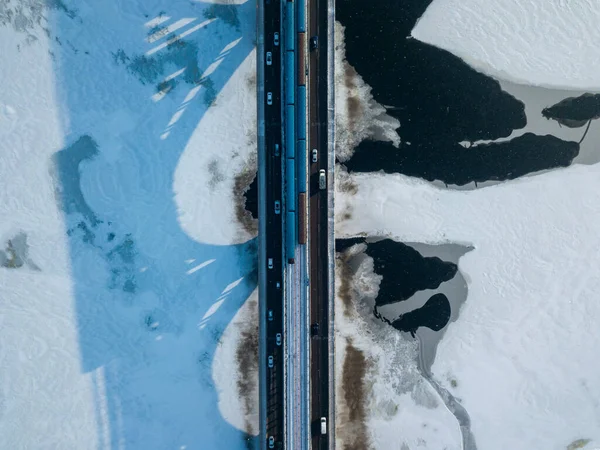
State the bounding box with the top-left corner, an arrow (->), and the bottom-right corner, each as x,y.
336,3 -> 600,448
412,0 -> 600,90
0,1 -> 257,449
336,166 -> 600,449
334,248 -> 462,450
213,289 -> 258,434
333,19 -> 465,449
0,20 -> 90,450
175,42 -> 258,246
334,22 -> 400,161
470,80 -> 600,167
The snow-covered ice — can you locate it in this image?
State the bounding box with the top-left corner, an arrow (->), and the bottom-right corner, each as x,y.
0,1 -> 258,449
334,244 -> 462,450
335,2 -> 600,448
334,22 -> 400,161
412,0 -> 600,90
335,85 -> 600,448
333,20 -> 463,450
175,42 -> 258,246
213,289 -> 259,435
337,167 -> 600,450
333,15 -> 465,447
468,80 -> 600,168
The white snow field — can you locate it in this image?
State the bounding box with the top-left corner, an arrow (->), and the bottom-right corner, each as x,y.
333,21 -> 400,162
0,1 -> 257,449
213,289 -> 259,435
336,168 -> 600,450
334,243 -> 462,450
412,0 -> 600,90
333,21 -> 461,450
335,2 -> 600,449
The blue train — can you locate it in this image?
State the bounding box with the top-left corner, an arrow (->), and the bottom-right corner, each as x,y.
282,0 -> 308,264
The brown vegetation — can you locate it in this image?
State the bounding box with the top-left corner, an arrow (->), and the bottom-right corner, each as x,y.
245,71 -> 257,90
336,170 -> 358,195
340,339 -> 370,450
207,159 -> 225,190
235,298 -> 259,437
344,63 -> 364,135
233,156 -> 258,239
336,252 -> 355,317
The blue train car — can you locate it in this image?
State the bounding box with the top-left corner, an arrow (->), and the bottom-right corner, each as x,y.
283,0 -> 299,264
285,105 -> 295,158
286,211 -> 296,264
296,85 -> 306,140
285,52 -> 295,105
286,159 -> 296,212
296,0 -> 306,33
296,86 -> 307,248
285,2 -> 295,51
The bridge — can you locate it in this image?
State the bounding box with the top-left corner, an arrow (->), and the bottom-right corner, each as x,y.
256,0 -> 335,445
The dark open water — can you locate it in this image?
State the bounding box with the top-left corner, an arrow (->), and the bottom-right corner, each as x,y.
333,1 -> 596,447
334,0 -> 593,351
336,0 -> 581,186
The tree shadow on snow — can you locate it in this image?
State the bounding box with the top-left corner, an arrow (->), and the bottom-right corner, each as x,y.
46,1 -> 258,449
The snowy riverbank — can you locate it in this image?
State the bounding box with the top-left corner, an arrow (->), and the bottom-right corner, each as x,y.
0,1 -> 258,448
334,0 -> 600,448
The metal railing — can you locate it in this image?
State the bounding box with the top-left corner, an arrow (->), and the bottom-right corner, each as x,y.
257,0 -> 268,443
326,0 -> 336,445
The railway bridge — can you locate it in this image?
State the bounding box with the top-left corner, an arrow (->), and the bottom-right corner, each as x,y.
256,0 -> 335,446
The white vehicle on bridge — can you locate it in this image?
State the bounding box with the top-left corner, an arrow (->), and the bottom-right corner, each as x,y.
268,436 -> 275,448
274,200 -> 281,214
267,92 -> 273,105
320,417 -> 327,435
268,258 -> 273,269
266,51 -> 272,65
319,169 -> 326,190
276,333 -> 282,346
274,32 -> 279,46
268,355 -> 274,368
312,148 -> 318,163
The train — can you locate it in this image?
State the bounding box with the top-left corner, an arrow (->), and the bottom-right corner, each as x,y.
282,0 -> 308,264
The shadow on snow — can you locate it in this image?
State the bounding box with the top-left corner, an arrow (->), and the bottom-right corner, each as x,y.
47,1 -> 257,449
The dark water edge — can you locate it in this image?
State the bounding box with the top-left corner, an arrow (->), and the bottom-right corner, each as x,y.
337,0 -> 581,186
383,293 -> 451,336
335,1 -> 600,447
244,171 -> 258,219
336,238 -> 468,334
337,236 -> 475,448
365,239 -> 457,307
344,133 -> 579,186
335,236 -> 366,253
543,93 -> 600,126
416,337 -> 478,450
